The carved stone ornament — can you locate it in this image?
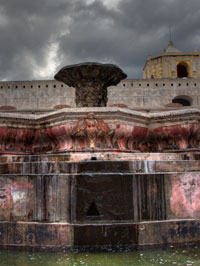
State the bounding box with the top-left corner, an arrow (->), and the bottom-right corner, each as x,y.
72,113 -> 110,148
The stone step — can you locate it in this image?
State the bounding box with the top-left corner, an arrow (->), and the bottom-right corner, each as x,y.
74,160 -> 200,173
0,154 -> 71,163
0,152 -> 199,163
1,219 -> 199,249
0,160 -> 199,174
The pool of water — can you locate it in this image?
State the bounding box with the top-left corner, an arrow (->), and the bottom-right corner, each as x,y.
1,246 -> 200,266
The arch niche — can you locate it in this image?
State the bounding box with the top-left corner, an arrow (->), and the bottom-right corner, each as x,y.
172,95 -> 193,106
177,62 -> 189,78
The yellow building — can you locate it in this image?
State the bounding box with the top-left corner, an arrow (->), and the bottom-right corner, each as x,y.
143,41 -> 200,79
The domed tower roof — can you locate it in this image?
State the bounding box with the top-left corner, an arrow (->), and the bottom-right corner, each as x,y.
143,39 -> 200,79
165,40 -> 181,53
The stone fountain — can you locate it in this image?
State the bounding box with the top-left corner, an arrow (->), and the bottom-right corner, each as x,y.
0,62 -> 200,249
54,62 -> 127,107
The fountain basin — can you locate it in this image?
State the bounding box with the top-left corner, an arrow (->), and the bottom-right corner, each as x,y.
54,63 -> 127,107
0,157 -> 200,248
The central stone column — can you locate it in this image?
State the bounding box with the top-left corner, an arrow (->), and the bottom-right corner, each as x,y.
75,80 -> 107,107
54,62 -> 127,107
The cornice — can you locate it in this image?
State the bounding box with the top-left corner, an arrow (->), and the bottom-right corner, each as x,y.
0,107 -> 199,129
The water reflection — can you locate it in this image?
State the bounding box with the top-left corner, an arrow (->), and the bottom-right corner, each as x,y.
1,246 -> 200,266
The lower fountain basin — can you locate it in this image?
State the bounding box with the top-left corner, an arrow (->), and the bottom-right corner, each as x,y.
0,154 -> 200,249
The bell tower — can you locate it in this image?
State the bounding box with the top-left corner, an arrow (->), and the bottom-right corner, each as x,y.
143,41 -> 200,79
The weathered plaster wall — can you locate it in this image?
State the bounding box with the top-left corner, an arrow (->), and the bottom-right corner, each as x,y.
169,173 -> 200,219
0,174 -> 70,222
108,78 -> 200,108
0,78 -> 199,110
0,80 -> 75,110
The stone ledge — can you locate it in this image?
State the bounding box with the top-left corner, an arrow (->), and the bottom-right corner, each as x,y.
0,219 -> 199,249
0,107 -> 199,128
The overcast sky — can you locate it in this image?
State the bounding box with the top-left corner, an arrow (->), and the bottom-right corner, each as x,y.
0,0 -> 200,81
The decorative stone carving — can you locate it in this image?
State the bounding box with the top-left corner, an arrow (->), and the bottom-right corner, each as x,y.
72,113 -> 110,148
0,108 -> 199,153
54,62 -> 127,107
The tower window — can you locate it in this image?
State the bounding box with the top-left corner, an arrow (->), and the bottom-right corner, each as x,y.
177,62 -> 188,78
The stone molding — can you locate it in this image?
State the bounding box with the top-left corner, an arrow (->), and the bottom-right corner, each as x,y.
0,107 -> 199,128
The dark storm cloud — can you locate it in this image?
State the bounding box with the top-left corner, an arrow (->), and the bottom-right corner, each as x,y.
0,0 -> 73,80
0,0 -> 200,80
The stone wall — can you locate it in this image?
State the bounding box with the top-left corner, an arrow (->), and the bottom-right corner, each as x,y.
0,80 -> 75,110
0,78 -> 199,110
108,78 -> 200,108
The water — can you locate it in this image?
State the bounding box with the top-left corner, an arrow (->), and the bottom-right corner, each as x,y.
1,246 -> 200,266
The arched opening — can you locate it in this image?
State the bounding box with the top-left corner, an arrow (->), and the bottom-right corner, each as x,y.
177,62 -> 189,78
172,95 -> 193,106
173,98 -> 190,106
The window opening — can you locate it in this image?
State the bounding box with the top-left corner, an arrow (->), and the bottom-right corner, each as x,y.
177,63 -> 188,78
